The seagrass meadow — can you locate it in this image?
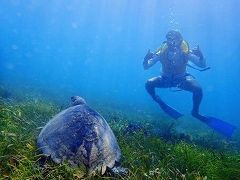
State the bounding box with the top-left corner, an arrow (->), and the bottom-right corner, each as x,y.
1,87 -> 240,180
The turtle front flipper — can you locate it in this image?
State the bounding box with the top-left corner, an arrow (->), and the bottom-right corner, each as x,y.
108,166 -> 129,177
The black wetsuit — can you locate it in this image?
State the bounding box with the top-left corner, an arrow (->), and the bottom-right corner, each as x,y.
144,44 -> 206,114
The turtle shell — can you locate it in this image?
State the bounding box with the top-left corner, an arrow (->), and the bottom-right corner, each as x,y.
37,104 -> 121,175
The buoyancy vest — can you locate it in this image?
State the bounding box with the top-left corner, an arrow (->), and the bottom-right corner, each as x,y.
155,40 -> 190,76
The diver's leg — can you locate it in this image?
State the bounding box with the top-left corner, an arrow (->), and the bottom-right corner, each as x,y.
179,76 -> 236,137
179,76 -> 203,116
145,77 -> 183,119
145,76 -> 167,105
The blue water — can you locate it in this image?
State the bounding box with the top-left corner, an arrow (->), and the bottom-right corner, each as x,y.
0,0 -> 240,127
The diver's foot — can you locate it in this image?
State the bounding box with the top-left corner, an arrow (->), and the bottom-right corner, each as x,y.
191,110 -> 200,118
152,95 -> 165,106
153,96 -> 169,110
152,95 -> 183,119
191,111 -> 207,122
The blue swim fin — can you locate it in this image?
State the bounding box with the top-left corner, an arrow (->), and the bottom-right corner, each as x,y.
193,114 -> 236,138
159,103 -> 183,119
153,96 -> 183,119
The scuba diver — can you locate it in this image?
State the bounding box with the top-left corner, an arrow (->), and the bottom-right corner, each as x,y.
143,30 -> 236,137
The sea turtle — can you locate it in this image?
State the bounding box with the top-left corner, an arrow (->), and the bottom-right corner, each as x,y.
37,96 -> 126,175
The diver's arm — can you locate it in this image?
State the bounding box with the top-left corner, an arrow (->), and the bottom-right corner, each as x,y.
188,46 -> 206,68
143,55 -> 160,70
143,51 -> 160,70
188,53 -> 206,68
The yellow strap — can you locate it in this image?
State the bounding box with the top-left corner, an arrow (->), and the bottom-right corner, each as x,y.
181,40 -> 189,54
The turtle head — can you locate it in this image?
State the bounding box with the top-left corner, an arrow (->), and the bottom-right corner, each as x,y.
71,96 -> 86,106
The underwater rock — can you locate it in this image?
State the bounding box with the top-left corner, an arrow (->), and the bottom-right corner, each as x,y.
37,96 -> 127,176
